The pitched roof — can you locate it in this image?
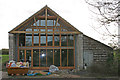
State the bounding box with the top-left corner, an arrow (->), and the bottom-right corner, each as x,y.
9,5 -> 82,34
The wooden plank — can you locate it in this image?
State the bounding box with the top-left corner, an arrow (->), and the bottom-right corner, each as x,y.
25,50 -> 26,62
11,31 -> 80,34
45,8 -> 47,33
74,35 -> 75,68
34,17 -> 37,27
37,16 -> 57,20
17,34 -> 19,61
55,18 -> 59,27
31,49 -> 33,67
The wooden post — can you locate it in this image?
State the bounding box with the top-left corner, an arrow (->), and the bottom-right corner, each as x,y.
34,17 -> 37,27
31,49 -> 33,67
17,34 -> 20,61
25,50 -> 26,62
74,35 -> 75,68
45,8 -> 47,34
60,48 -> 61,68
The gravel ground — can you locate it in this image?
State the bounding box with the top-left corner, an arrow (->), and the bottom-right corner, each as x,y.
1,70 -> 119,79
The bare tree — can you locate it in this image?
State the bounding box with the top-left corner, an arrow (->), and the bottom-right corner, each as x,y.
85,0 -> 120,49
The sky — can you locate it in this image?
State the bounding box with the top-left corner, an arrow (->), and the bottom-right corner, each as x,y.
0,0 -> 117,49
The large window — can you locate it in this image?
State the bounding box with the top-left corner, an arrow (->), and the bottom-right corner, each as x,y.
26,29 -> 32,46
33,49 -> 39,67
41,20 -> 45,26
47,49 -> 53,67
41,34 -> 46,46
19,33 -> 25,46
47,34 -> 53,46
40,49 -> 46,67
68,35 -> 74,46
26,50 -> 31,67
54,49 -> 60,66
47,20 -> 53,26
61,35 -> 67,46
68,49 -> 74,66
34,29 -> 39,46
19,50 -> 24,62
61,49 -> 67,67
54,34 -> 59,46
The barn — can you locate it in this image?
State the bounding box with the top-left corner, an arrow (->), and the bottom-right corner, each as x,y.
8,5 -> 113,70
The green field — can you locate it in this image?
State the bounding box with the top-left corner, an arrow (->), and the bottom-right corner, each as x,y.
0,55 -> 9,63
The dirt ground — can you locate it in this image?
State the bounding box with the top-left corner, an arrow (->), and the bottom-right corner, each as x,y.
1,70 -> 119,79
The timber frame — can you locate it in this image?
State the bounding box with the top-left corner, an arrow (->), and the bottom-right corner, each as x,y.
9,5 -> 80,70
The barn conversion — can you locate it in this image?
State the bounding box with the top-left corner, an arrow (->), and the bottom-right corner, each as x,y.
8,5 -> 113,70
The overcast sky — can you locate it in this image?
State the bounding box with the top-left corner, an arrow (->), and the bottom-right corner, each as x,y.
0,0 -> 116,49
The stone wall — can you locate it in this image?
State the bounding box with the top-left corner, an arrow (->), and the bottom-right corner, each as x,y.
9,34 -> 17,61
75,34 -> 83,70
83,35 -> 113,66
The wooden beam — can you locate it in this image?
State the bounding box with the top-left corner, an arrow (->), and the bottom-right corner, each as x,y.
55,18 -> 59,27
25,50 -> 26,62
34,17 -> 37,27
74,35 -> 75,68
31,49 -> 33,67
37,16 -> 57,20
11,31 -> 80,34
45,8 -> 47,33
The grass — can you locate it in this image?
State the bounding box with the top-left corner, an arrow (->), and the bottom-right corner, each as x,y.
0,55 -> 9,71
0,55 -> 9,63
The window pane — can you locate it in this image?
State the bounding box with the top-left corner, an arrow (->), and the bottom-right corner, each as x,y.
48,29 -> 53,32
47,49 -> 53,67
41,20 -> 45,26
34,33 -> 39,46
26,28 -> 32,31
34,29 -> 39,31
40,49 -> 46,67
26,50 -> 31,67
47,35 -> 53,46
54,49 -> 60,66
41,29 -> 45,32
19,50 -> 24,62
61,35 -> 67,46
26,34 -> 32,46
54,35 -> 59,46
61,49 -> 67,67
41,34 -> 46,46
68,35 -> 74,46
33,49 -> 39,67
47,20 -> 53,26
19,34 -> 25,46
68,49 -> 74,66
